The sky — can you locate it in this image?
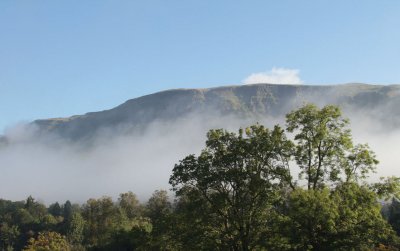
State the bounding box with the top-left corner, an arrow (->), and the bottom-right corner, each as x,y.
1,1 -> 400,133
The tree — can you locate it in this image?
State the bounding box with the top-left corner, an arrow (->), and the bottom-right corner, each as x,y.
24,196 -> 47,222
82,196 -> 128,248
146,190 -> 171,226
170,124 -> 293,250
65,212 -> 85,245
40,214 -> 58,230
48,202 -> 62,217
282,184 -> 398,251
24,231 -> 70,251
118,191 -> 142,219
283,188 -> 338,250
283,104 -> 399,250
286,104 -> 378,189
62,201 -> 73,224
145,190 -> 175,250
106,217 -> 153,251
170,103 -> 400,250
0,223 -> 19,251
331,183 -> 397,250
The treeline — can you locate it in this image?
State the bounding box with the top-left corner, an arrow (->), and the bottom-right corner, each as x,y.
0,190 -> 176,251
1,191 -> 400,251
3,104 -> 400,251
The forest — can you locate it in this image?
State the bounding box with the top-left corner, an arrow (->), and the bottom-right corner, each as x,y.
2,104 -> 400,251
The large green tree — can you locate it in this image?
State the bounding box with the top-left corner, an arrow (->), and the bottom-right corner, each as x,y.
283,104 -> 398,250
170,124 -> 293,250
286,104 -> 378,189
170,103 -> 400,250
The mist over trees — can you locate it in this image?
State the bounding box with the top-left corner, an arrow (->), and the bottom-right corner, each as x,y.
2,84 -> 400,203
2,104 -> 400,250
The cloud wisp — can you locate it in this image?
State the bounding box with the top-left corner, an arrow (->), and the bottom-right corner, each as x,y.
243,67 -> 303,85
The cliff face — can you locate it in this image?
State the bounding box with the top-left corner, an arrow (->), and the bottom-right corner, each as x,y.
33,83 -> 400,140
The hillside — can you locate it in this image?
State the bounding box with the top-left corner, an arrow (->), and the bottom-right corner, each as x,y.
31,83 -> 400,141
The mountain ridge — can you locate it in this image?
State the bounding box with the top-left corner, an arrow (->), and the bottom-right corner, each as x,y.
26,83 -> 400,141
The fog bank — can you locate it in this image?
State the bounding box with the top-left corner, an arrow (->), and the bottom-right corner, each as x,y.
0,109 -> 399,204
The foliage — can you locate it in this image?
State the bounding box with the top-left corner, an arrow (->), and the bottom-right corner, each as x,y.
118,192 -> 142,220
23,231 -> 70,251
48,203 -> 62,218
66,213 -> 85,245
169,103 -> 399,250
145,190 -> 176,250
371,177 -> 400,200
282,184 -> 399,251
0,223 -> 19,251
286,104 -> 378,188
101,217 -> 153,251
388,198 -> 400,236
331,183 -> 397,250
283,188 -> 338,250
170,124 -> 293,250
82,196 -> 122,248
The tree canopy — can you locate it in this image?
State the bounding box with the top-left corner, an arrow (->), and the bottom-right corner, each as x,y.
169,103 -> 400,250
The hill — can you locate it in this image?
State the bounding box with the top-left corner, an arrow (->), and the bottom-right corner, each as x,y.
32,83 -> 400,141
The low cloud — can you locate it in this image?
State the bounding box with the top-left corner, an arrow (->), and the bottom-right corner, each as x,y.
0,113 -> 277,204
243,67 -> 303,85
1,91 -> 400,204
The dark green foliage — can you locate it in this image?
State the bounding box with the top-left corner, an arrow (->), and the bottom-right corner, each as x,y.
169,103 -> 400,250
0,197 -> 66,251
48,202 -> 62,217
0,222 -> 20,250
282,184 -> 398,251
388,199 -> 400,235
332,183 -> 397,250
63,201 -> 73,224
170,124 -> 294,250
103,217 -> 153,251
82,197 -> 120,248
283,188 -> 338,250
144,190 -> 176,250
66,212 -> 85,245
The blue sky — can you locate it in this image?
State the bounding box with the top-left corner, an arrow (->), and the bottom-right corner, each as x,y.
1,1 -> 400,133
